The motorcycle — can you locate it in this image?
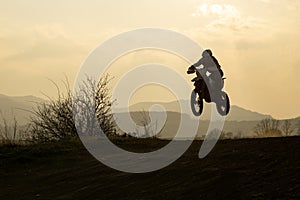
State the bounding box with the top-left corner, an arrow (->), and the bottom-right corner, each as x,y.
188,67 -> 230,116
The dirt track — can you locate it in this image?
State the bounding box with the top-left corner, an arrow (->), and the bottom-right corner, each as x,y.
1,137 -> 299,200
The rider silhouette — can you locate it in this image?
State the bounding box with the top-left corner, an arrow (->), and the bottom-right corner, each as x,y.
187,50 -> 230,116
187,49 -> 224,79
187,49 -> 224,100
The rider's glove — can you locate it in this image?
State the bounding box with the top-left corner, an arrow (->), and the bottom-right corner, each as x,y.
187,65 -> 195,74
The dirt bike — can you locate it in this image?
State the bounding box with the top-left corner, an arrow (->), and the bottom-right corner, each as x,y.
188,68 -> 230,116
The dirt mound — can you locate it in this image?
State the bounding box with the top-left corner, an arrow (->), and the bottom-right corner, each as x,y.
1,137 -> 299,199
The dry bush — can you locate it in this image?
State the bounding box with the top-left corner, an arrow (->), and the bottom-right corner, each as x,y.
30,75 -> 116,142
296,120 -> 300,136
0,111 -> 30,145
0,113 -> 18,145
281,120 -> 294,136
254,118 -> 282,137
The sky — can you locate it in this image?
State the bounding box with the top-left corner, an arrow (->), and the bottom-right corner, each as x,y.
0,0 -> 300,119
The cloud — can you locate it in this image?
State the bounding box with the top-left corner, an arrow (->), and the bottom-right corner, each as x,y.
192,3 -> 264,33
192,3 -> 239,18
208,16 -> 264,32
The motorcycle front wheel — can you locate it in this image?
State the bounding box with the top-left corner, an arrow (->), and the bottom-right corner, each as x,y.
191,90 -> 203,116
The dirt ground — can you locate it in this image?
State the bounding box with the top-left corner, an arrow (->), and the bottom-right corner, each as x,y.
0,137 -> 299,200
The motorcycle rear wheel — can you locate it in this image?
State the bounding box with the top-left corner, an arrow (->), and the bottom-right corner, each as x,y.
216,91 -> 230,116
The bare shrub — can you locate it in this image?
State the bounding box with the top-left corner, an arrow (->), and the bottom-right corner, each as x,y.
254,118 -> 282,137
296,120 -> 300,136
134,110 -> 160,138
0,111 -> 30,145
0,113 -> 17,145
30,75 -> 116,142
74,75 -> 116,136
281,120 -> 294,136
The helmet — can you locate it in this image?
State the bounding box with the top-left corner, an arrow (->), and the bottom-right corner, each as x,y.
202,49 -> 213,57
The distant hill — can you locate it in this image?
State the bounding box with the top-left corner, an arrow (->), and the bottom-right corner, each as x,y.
127,100 -> 272,121
114,111 -> 300,139
114,101 -> 300,138
0,94 -> 45,125
0,95 -> 272,124
112,111 -> 261,138
1,95 -> 298,138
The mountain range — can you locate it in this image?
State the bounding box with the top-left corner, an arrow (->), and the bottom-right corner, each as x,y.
127,100 -> 273,121
0,94 -> 273,125
0,94 -> 45,125
0,94 -> 299,138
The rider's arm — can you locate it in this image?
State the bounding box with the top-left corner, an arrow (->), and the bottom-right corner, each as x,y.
192,58 -> 203,68
187,58 -> 201,73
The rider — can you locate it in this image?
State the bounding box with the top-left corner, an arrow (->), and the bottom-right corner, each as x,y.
187,49 -> 224,80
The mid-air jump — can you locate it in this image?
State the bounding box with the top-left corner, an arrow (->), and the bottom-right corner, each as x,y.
187,49 -> 230,116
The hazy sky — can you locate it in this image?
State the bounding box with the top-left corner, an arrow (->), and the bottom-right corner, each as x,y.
0,0 -> 300,119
